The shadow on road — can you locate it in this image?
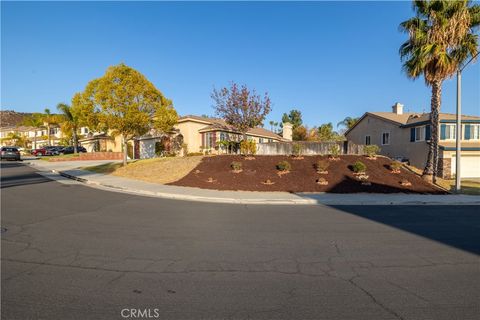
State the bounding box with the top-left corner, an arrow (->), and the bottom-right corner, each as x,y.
0,162 -> 50,189
329,205 -> 480,255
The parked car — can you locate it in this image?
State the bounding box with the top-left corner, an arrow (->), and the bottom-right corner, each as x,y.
1,147 -> 21,161
60,146 -> 87,154
32,148 -> 54,156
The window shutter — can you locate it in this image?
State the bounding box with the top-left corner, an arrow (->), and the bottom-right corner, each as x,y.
410,128 -> 415,142
464,124 -> 471,140
440,124 -> 446,140
425,125 -> 431,141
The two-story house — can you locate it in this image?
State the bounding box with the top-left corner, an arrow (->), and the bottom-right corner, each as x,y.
345,103 -> 480,178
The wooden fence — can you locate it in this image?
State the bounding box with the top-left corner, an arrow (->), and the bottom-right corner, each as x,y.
256,141 -> 364,155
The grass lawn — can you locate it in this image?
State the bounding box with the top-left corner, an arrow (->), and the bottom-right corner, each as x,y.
40,154 -> 79,161
405,164 -> 480,195
83,156 -> 204,184
436,179 -> 480,196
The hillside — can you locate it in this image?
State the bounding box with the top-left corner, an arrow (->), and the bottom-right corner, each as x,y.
0,110 -> 32,127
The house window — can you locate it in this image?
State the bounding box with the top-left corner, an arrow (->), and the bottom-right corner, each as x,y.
441,124 -> 456,140
204,132 -> 215,148
365,135 -> 371,145
259,138 -> 264,143
382,132 -> 390,145
464,124 -> 480,140
219,132 -> 227,141
415,126 -> 425,141
83,128 -> 89,134
268,139 -> 273,143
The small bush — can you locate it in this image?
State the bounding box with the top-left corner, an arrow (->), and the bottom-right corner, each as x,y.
329,144 -> 340,158
240,140 -> 257,156
316,160 -> 330,172
292,143 -> 304,158
316,177 -> 328,185
187,152 -> 203,156
364,145 -> 380,158
230,161 -> 242,171
352,161 -> 367,173
390,161 -> 402,172
276,160 -> 291,172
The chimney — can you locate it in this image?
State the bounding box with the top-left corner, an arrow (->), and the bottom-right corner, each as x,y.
282,122 -> 293,141
392,102 -> 404,115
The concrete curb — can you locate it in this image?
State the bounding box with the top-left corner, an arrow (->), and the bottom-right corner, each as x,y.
44,168 -> 480,206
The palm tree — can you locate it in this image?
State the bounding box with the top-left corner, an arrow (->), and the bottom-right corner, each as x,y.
57,103 -> 79,153
399,0 -> 479,182
22,113 -> 44,150
337,117 -> 359,130
269,120 -> 275,132
43,108 -> 54,145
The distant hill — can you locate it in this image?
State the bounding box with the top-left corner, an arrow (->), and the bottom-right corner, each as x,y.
0,110 -> 32,128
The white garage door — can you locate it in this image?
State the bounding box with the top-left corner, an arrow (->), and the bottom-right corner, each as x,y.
451,155 -> 480,178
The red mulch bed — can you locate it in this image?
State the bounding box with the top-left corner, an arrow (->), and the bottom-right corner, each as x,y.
169,155 -> 447,194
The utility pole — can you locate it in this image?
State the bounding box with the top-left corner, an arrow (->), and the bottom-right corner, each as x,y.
455,51 -> 479,193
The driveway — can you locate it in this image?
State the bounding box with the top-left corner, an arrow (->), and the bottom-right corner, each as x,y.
1,162 -> 479,320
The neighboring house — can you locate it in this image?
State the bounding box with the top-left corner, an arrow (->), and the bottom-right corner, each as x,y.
345,103 -> 480,178
175,115 -> 290,155
79,131 -> 123,153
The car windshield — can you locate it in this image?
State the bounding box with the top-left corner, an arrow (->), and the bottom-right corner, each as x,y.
2,147 -> 18,152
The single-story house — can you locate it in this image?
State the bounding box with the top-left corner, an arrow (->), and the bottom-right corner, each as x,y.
345,103 -> 480,178
175,115 -> 290,154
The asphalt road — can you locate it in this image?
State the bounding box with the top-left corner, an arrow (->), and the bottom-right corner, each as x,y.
1,162 -> 479,320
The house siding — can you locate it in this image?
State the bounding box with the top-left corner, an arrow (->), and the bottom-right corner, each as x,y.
346,114 -> 429,168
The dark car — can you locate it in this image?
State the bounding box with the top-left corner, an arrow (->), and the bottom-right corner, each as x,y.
61,146 -> 87,154
1,147 -> 21,161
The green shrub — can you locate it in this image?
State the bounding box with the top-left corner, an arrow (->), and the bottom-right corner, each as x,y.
352,161 -> 367,173
316,159 -> 330,172
390,161 -> 402,171
155,141 -> 164,156
329,144 -> 340,158
364,145 -> 380,158
276,160 -> 291,171
292,143 -> 304,157
240,140 -> 257,156
230,161 -> 242,171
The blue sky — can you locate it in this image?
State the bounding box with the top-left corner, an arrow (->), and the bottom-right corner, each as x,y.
2,1 -> 479,129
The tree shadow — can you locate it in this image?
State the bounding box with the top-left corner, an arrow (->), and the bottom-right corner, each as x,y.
1,162 -> 51,189
327,204 -> 480,255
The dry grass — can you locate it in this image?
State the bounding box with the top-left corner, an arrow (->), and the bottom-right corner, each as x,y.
405,164 -> 480,195
83,156 -> 203,184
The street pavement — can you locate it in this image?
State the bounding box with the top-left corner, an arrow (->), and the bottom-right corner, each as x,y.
1,162 -> 479,320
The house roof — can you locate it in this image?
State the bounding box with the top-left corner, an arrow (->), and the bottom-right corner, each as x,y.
179,115 -> 283,140
346,111 -> 480,136
439,141 -> 480,151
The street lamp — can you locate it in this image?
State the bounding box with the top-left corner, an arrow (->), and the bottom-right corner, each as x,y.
455,51 -> 479,193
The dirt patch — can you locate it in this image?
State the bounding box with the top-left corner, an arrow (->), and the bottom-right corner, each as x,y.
169,155 -> 446,194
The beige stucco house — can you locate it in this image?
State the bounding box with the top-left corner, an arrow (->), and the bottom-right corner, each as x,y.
345,103 -> 480,178
175,115 -> 289,155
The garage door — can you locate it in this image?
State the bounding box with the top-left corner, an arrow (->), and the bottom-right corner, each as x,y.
451,155 -> 480,178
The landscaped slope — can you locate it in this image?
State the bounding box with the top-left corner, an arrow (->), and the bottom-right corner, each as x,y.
170,155 -> 446,194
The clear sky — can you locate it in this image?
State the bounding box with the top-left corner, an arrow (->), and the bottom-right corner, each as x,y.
2,1 -> 479,129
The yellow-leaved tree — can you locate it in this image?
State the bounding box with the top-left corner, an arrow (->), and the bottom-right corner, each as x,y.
80,63 -> 178,165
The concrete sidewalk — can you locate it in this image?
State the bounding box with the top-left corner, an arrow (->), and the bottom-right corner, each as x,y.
27,159 -> 480,205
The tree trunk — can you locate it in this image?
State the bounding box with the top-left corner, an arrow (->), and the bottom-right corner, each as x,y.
47,125 -> 51,145
73,128 -> 78,154
33,132 -> 37,150
422,80 -> 442,183
123,136 -> 128,166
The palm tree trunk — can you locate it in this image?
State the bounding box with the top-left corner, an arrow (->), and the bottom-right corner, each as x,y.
33,132 -> 37,150
47,125 -> 51,145
423,80 -> 442,182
